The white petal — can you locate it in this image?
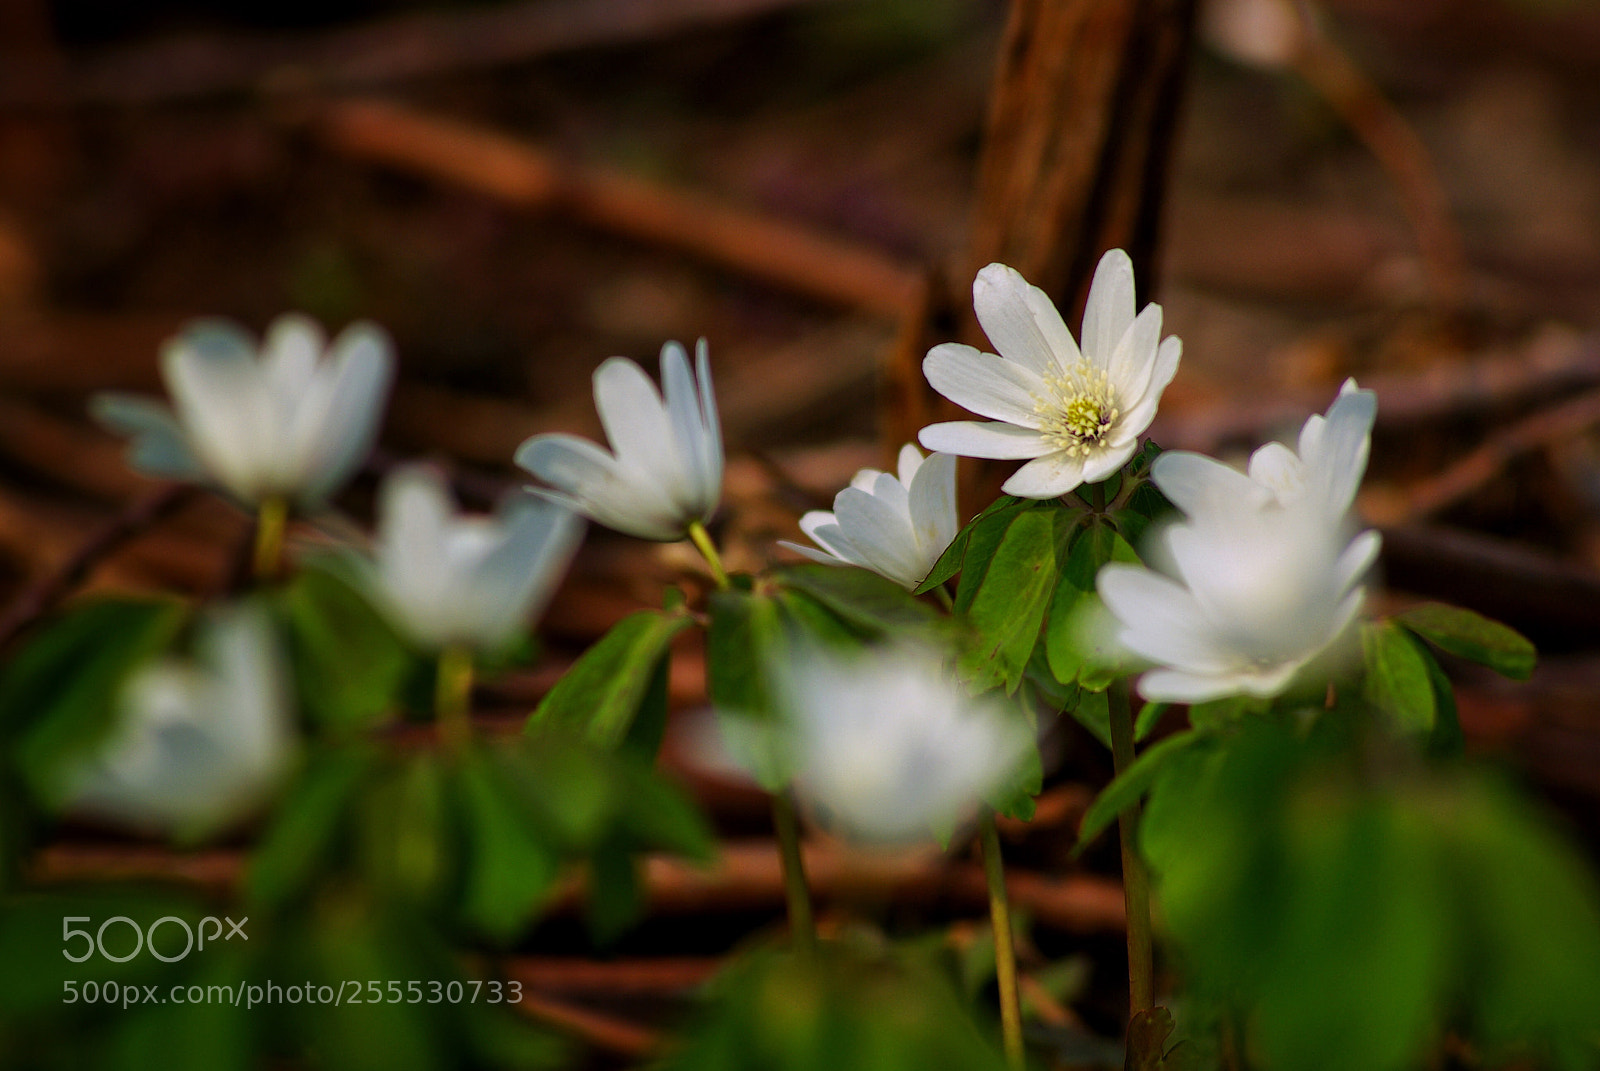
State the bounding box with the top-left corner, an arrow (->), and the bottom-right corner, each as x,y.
907,451 -> 959,561
1333,529 -> 1381,594
593,357 -> 680,487
1001,451 -> 1086,498
849,467 -> 886,492
779,540 -> 852,568
919,420 -> 1049,460
90,393 -> 205,480
833,486 -> 925,587
923,343 -> 1047,428
695,339 -> 725,509
1136,668 -> 1251,704
516,433 -> 685,540
470,496 -> 583,642
662,341 -> 719,517
161,327 -> 266,502
1114,334 -> 1182,437
973,263 -> 1081,376
867,470 -> 912,519
896,443 -> 925,486
297,323 -> 394,504
262,314 -> 325,404
798,512 -> 870,567
1305,384 -> 1376,517
1079,439 -> 1138,484
1106,301 -> 1163,401
1097,564 -> 1237,673
1152,450 -> 1267,520
1080,249 -> 1137,364
1246,442 -> 1306,505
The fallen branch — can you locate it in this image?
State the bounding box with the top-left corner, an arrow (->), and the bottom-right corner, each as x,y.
314,98 -> 924,320
0,0 -> 845,108
516,990 -> 662,1059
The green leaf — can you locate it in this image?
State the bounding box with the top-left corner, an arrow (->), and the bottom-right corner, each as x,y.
953,498 -> 1036,612
454,752 -> 559,943
1045,522 -> 1139,688
1075,730 -> 1199,854
281,564 -> 411,733
1135,702 -> 1170,742
1069,689 -> 1112,748
1414,642 -> 1464,758
958,509 -> 1057,694
707,589 -> 788,790
915,495 -> 1027,595
777,564 -> 943,638
985,708 -> 1042,822
1362,622 -> 1437,733
1396,602 -> 1536,680
4,597 -> 187,805
526,609 -> 692,749
247,745 -> 379,909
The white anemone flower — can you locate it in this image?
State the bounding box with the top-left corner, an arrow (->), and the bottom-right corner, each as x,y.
515,340 -> 723,542
1153,378 -> 1376,523
919,250 -> 1182,499
773,642 -> 1033,843
780,444 -> 958,590
360,465 -> 583,652
1096,382 -> 1381,703
63,605 -> 296,838
92,314 -> 394,508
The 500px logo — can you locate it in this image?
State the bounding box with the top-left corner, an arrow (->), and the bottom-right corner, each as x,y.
62,915 -> 247,963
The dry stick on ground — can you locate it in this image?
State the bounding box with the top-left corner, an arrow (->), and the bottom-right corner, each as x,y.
0,0 -> 846,108
34,839 -> 1129,934
1388,387 -> 1600,522
516,991 -> 662,1060
313,98 -> 924,321
0,482 -> 195,650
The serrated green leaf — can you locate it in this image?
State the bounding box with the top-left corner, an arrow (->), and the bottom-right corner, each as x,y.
1362,622 -> 1437,733
958,510 -> 1057,694
526,609 -> 691,748
1397,602 -> 1536,680
1075,730 -> 1199,853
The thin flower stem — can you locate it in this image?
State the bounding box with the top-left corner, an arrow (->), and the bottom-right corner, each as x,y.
980,811 -> 1026,1071
686,520 -> 731,590
770,791 -> 816,961
1109,678 -> 1155,1017
435,643 -> 475,748
933,585 -> 955,611
252,496 -> 289,582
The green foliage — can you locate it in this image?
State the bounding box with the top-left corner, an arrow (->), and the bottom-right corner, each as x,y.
0,596 -> 187,807
1044,521 -> 1139,691
957,509 -> 1058,695
916,495 -> 1028,596
1140,716 -> 1600,1071
657,942 -> 1012,1071
706,588 -> 789,790
280,563 -> 411,734
1360,621 -> 1437,734
778,563 -> 945,639
1396,602 -> 1536,680
1074,729 -> 1200,853
525,608 -> 691,754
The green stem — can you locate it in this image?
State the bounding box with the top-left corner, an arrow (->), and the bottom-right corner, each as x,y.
980,811 -> 1026,1071
435,643 -> 475,748
771,791 -> 816,961
686,519 -> 731,591
1109,679 -> 1154,1017
252,496 -> 289,582
933,585 -> 955,611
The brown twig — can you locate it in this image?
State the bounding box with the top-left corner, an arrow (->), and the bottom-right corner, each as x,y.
516,990 -> 662,1059
507,956 -> 721,996
314,98 -> 924,320
0,483 -> 195,651
1394,387 -> 1600,522
0,0 -> 845,109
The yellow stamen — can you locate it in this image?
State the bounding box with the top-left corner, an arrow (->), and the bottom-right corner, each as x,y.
1034,359 -> 1120,456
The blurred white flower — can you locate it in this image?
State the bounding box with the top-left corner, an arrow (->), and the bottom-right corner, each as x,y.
63,605 -> 296,838
773,642 -> 1033,843
1153,378 -> 1376,523
919,250 -> 1182,499
780,444 -> 958,590
360,465 -> 583,652
515,339 -> 723,542
1096,382 -> 1381,703
93,314 -> 394,508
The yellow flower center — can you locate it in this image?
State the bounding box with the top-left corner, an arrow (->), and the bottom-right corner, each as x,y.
1035,360 -> 1119,456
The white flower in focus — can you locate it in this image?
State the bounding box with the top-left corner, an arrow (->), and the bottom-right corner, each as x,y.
775,643 -> 1032,843
92,314 -> 394,507
780,445 -> 958,590
361,465 -> 584,652
919,250 -> 1182,499
63,605 -> 296,838
1096,381 -> 1381,703
515,340 -> 723,541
